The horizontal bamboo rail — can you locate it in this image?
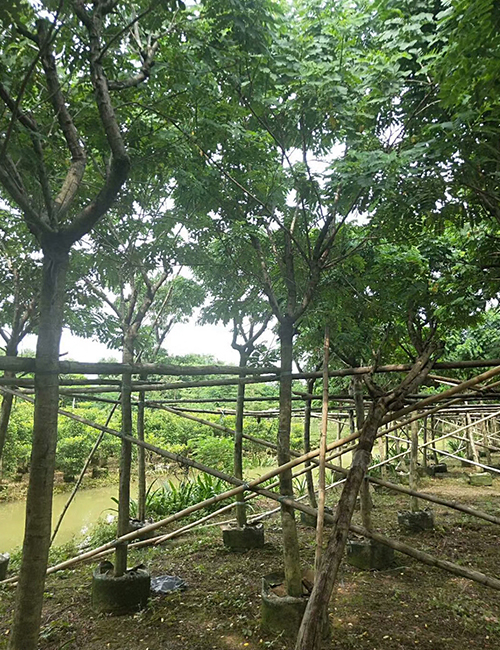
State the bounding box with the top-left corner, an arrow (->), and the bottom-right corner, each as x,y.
2,354 -> 500,378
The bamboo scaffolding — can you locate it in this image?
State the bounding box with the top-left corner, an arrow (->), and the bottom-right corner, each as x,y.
5,471 -> 500,594
3,365 -> 500,591
430,447 -> 500,474
3,354 -> 500,378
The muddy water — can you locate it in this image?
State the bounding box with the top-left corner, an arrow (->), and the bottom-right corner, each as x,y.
0,484 -> 121,553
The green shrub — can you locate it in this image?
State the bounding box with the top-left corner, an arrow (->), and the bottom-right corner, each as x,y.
447,438 -> 466,458
193,435 -> 234,473
2,401 -> 33,474
56,434 -> 92,479
79,515 -> 118,550
126,474 -> 228,521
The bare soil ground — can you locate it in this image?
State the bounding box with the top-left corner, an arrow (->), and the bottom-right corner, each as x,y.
1,465 -> 500,650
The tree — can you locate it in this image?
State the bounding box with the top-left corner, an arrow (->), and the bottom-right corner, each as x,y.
0,1 -> 182,645
82,212 -> 203,571
164,0 -> 425,596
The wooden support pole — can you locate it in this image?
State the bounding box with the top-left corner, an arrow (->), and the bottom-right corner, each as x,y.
410,418 -> 419,513
315,326 -> 329,572
3,353 -> 500,379
484,420 -> 492,466
137,377 -> 147,522
422,416 -> 428,468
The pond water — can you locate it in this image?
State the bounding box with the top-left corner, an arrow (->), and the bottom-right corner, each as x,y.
0,483 -> 122,553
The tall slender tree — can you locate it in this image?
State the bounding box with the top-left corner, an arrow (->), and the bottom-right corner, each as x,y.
0,1 -> 183,646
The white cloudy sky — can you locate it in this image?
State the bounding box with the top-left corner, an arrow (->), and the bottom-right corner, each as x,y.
20,317 -> 260,365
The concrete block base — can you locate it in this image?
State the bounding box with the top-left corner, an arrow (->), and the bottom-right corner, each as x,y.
425,463 -> 448,477
398,509 -> 434,533
91,563 -> 150,615
261,571 -> 329,640
0,554 -> 9,581
469,472 -> 493,487
300,507 -> 334,528
222,523 -> 265,551
346,540 -> 395,571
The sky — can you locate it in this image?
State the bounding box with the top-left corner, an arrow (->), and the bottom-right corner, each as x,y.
20,315 -> 244,365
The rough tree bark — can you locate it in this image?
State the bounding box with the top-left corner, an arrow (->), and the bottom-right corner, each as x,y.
8,246 -> 69,650
350,376 -> 371,529
295,345 -> 436,650
234,351 -> 248,527
278,316 -> 302,596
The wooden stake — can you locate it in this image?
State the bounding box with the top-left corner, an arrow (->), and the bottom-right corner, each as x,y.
410,418 -> 419,513
315,326 -> 329,572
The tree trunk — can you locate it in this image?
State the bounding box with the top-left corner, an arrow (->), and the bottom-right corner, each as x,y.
8,247 -> 69,650
278,316 -> 302,597
137,375 -> 147,523
350,377 -> 371,529
304,379 -> 317,509
234,352 -> 248,527
315,326 -> 329,571
295,399 -> 388,650
115,338 -> 133,576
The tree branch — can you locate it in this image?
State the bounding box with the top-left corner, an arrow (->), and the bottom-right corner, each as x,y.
83,277 -> 121,318
65,1 -> 131,244
37,19 -> 86,221
249,234 -> 283,321
108,40 -> 159,90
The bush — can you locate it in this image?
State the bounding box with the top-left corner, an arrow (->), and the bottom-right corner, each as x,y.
56,434 -> 92,479
193,435 -> 234,473
2,401 -> 33,474
128,474 -> 228,521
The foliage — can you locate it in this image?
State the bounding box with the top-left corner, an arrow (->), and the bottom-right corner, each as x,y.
126,474 -> 228,521
1,401 -> 33,474
447,437 -> 466,458
193,435 -> 234,473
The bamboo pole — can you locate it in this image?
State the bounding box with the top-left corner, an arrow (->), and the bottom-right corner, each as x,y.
1,367 -> 497,576
410,419 -> 419,513
429,447 -> 500,474
351,522 -> 500,591
136,497 -> 500,593
385,365 -> 500,423
0,425 -> 366,587
0,357 -> 280,376
3,354 -> 500,378
50,403 -> 119,544
315,326 -> 329,572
